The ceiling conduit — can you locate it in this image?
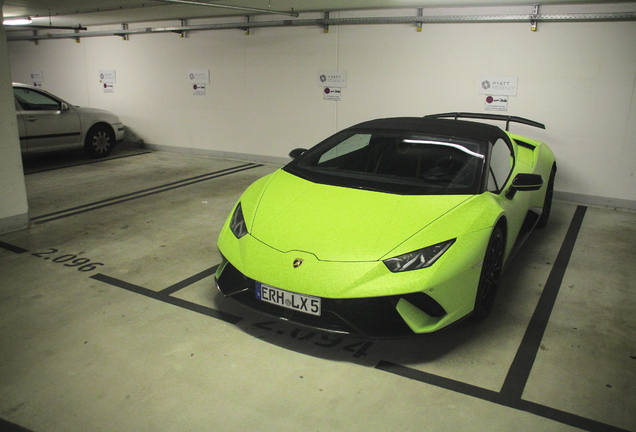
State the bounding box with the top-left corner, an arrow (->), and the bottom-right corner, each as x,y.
157,0 -> 299,17
6,9 -> 636,42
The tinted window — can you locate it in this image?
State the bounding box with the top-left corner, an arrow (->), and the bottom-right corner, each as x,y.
319,134 -> 371,164
487,138 -> 513,192
285,129 -> 486,195
13,88 -> 61,110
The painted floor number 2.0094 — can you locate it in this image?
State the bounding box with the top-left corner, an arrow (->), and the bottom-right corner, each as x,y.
31,248 -> 105,272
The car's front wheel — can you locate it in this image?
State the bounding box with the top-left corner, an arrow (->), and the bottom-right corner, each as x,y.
537,165 -> 556,228
84,124 -> 115,158
473,226 -> 504,321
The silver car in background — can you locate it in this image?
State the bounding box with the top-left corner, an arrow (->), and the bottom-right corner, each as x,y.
13,83 -> 125,158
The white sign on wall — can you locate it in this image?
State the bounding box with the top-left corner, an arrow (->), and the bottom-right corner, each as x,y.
103,83 -> 114,93
99,70 -> 116,83
318,70 -> 347,88
485,95 -> 508,111
30,71 -> 43,86
323,87 -> 341,101
193,83 -> 207,96
479,76 -> 517,96
188,69 -> 210,84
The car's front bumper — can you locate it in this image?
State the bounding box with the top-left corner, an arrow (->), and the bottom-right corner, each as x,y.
216,258 -> 448,337
113,123 -> 125,143
216,221 -> 490,337
215,254 -> 484,338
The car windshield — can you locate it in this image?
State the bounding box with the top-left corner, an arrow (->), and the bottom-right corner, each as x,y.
285,129 -> 487,195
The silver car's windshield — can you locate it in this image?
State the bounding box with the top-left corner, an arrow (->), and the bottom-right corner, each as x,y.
285,129 -> 486,195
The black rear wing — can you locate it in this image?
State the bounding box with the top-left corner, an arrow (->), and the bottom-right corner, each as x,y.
424,112 -> 545,132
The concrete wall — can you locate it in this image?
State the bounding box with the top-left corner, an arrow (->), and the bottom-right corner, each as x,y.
6,5 -> 636,208
0,0 -> 29,234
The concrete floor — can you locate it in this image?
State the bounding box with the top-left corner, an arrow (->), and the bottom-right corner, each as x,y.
0,149 -> 634,432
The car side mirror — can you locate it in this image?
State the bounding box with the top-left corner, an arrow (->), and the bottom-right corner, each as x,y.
60,102 -> 69,111
289,148 -> 307,159
506,173 -> 544,199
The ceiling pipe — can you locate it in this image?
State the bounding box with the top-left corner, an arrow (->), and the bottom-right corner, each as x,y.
157,0 -> 298,17
4,24 -> 87,31
6,10 -> 636,42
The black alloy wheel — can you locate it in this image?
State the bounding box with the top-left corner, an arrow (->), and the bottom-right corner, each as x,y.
473,226 -> 504,321
537,165 -> 556,228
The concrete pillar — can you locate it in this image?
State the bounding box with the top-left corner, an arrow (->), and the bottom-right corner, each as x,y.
0,0 -> 30,233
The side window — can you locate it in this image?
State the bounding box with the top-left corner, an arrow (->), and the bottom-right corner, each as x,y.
318,134 -> 371,165
13,88 -> 61,111
487,138 -> 513,192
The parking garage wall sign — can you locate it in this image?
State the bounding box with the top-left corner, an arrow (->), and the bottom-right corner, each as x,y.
479,75 -> 517,112
323,87 -> 341,101
99,70 -> 116,83
479,76 -> 517,96
30,70 -> 43,87
318,70 -> 348,88
188,70 -> 210,96
99,70 -> 116,93
188,69 -> 210,83
485,95 -> 509,111
193,84 -> 207,96
319,70 -> 346,101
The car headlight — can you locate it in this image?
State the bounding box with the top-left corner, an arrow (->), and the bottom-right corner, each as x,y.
229,202 -> 248,239
383,239 -> 455,272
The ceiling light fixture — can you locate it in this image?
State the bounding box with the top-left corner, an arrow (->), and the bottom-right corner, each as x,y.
3,17 -> 33,26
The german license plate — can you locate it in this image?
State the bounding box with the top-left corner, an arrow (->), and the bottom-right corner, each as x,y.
255,282 -> 321,316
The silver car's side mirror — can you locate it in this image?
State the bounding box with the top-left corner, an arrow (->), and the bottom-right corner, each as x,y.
60,102 -> 69,111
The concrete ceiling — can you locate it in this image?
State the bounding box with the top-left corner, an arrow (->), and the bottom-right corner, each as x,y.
3,0 -> 633,27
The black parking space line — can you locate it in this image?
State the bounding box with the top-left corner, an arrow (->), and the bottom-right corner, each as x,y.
159,265 -> 219,296
376,361 -> 631,432
162,293 -> 243,324
0,241 -> 29,254
90,273 -> 242,324
500,205 -> 587,400
376,360 -> 501,402
24,150 -> 154,175
33,163 -> 263,224
374,206 -> 625,432
31,162 -> 258,221
4,204 -> 615,431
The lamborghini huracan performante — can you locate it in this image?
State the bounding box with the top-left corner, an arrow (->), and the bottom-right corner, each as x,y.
215,113 -> 556,337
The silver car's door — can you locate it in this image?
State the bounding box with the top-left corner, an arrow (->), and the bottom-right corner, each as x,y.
13,87 -> 81,153
14,98 -> 28,153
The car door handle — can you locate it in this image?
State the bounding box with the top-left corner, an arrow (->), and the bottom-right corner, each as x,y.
25,116 -> 37,122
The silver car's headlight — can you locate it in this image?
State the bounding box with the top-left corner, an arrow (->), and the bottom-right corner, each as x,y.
383,239 -> 455,272
229,203 -> 248,239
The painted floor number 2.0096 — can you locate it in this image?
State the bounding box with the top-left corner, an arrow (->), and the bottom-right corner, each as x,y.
32,248 -> 105,272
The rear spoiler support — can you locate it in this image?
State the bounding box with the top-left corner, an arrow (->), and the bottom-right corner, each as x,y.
424,112 -> 545,131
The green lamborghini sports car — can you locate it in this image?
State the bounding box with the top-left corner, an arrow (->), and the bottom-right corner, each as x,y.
215,113 -> 556,337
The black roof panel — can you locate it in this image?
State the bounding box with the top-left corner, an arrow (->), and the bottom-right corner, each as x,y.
348,117 -> 508,144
